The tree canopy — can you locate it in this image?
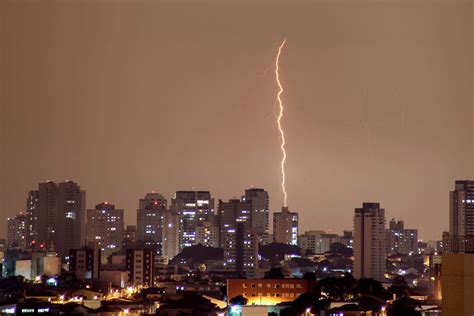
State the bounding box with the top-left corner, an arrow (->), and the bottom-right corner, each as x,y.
173,244 -> 223,263
259,243 -> 302,262
229,295 -> 248,306
315,273 -> 356,301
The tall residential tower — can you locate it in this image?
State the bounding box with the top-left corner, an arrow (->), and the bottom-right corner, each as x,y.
87,202 -> 124,262
170,191 -> 215,249
273,206 -> 298,245
353,202 -> 386,281
444,180 -> 474,253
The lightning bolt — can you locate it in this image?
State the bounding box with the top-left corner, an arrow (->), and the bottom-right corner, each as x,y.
275,38 -> 288,207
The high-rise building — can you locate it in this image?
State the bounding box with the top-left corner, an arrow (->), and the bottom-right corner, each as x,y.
123,225 -> 137,248
386,219 -> 418,255
162,210 -> 180,260
442,253 -> 474,316
298,231 -> 343,254
26,181 -> 85,257
54,181 -> 86,258
196,221 -> 219,248
87,202 -> 124,262
444,180 -> 474,253
244,188 -> 269,234
219,199 -> 251,245
136,193 -> 167,253
69,246 -> 101,280
403,229 -> 418,254
298,230 -> 326,254
26,190 -> 39,247
170,191 -> 215,249
244,188 -> 270,245
221,222 -> 258,278
26,182 -> 58,251
219,199 -> 257,277
353,202 -> 386,282
386,219 -> 404,255
273,206 -> 298,245
7,213 -> 27,249
126,249 -> 154,287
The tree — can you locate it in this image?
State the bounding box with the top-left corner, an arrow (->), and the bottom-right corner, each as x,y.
312,296 -> 331,314
290,291 -> 331,315
279,307 -> 298,316
327,243 -> 353,257
358,295 -> 386,312
290,291 -> 318,313
387,297 -> 422,316
173,244 -> 224,263
264,268 -> 285,279
302,272 -> 316,281
315,273 -> 356,301
354,278 -> 387,299
259,243 -> 302,262
389,276 -> 409,298
229,295 -> 248,306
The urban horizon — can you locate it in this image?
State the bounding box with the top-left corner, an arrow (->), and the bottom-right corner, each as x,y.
3,178 -> 455,242
1,1 -> 472,315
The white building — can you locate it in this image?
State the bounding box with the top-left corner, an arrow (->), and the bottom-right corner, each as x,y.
353,202 -> 386,281
162,210 -> 180,260
126,249 -> 154,287
273,206 -> 298,245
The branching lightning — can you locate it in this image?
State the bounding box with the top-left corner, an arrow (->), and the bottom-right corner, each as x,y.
275,38 -> 288,207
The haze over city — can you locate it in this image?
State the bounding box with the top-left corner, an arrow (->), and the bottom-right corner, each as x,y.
1,1 -> 473,241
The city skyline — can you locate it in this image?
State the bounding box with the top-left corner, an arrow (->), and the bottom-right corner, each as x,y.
1,2 -> 473,241
3,179 -> 449,243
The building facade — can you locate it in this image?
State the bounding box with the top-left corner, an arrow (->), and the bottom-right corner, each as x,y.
86,202 -> 124,261
26,181 -> 85,257
273,206 -> 298,245
219,199 -> 257,278
26,190 -> 39,247
54,181 -> 86,258
162,210 -> 180,260
126,249 -> 154,287
227,278 -> 309,306
7,213 -> 27,250
69,246 -> 101,280
123,225 -> 137,248
444,180 -> 474,253
353,202 -> 386,282
386,219 -> 419,255
27,182 -> 58,251
136,193 -> 167,253
244,188 -> 269,234
195,221 -> 219,248
170,191 -> 215,249
442,253 -> 474,316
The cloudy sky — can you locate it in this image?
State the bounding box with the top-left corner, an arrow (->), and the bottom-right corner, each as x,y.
1,1 -> 472,240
